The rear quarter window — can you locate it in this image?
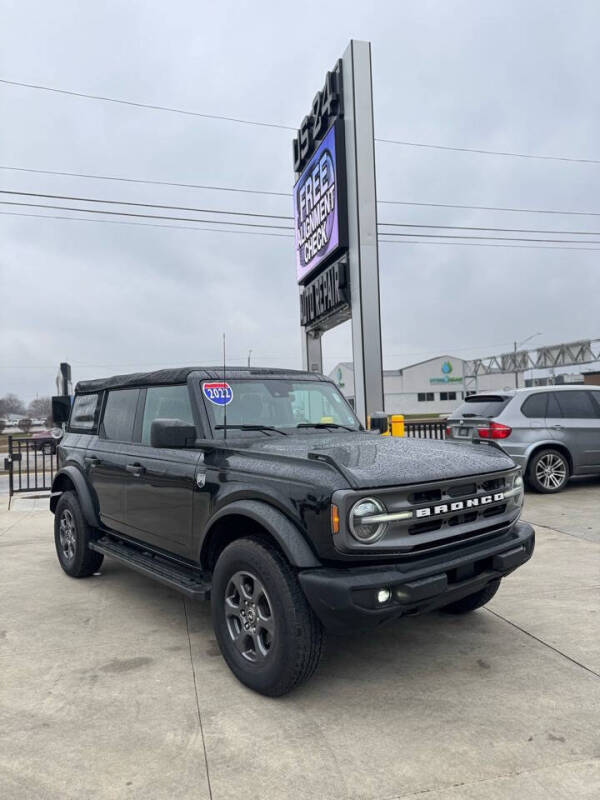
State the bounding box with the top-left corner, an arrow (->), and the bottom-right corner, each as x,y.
101,388 -> 140,441
521,393 -> 548,418
69,394 -> 99,431
453,395 -> 511,419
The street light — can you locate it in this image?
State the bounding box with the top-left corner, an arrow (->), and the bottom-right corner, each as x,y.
513,332 -> 542,388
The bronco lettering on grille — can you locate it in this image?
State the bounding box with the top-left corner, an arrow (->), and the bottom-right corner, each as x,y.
415,492 -> 505,519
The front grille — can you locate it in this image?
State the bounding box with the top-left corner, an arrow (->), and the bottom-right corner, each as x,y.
336,468 -> 520,557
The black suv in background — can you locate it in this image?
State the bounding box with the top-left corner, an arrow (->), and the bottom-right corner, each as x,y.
51,367 -> 534,695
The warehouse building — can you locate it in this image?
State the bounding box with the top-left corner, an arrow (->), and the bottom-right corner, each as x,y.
329,355 -> 518,415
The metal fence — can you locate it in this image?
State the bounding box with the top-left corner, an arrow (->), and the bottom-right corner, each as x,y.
404,420 -> 447,439
4,435 -> 58,497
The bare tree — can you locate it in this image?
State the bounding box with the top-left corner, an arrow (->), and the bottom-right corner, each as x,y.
27,396 -> 52,420
0,394 -> 26,417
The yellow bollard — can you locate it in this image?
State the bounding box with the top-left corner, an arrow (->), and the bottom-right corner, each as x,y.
390,414 -> 405,437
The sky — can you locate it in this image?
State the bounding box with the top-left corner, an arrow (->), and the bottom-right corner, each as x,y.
1,0 -> 600,403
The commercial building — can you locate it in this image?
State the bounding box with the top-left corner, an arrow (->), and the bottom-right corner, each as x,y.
329,355 -> 519,415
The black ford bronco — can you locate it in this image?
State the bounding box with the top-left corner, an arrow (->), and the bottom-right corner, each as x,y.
51,367 -> 534,696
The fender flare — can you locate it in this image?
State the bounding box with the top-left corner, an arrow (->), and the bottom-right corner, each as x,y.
51,466 -> 100,528
203,500 -> 321,568
523,440 -> 573,472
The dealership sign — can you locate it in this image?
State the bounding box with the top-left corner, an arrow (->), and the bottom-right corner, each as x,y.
293,41 -> 383,423
430,360 -> 463,384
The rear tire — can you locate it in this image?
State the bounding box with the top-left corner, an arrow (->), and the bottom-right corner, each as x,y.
440,579 -> 501,614
211,537 -> 323,696
527,448 -> 569,493
54,491 -> 104,577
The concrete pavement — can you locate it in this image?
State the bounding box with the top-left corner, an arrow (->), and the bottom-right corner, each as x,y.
1,488 -> 598,799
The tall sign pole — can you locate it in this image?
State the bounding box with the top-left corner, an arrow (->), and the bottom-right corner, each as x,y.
341,40 -> 384,424
293,40 -> 384,425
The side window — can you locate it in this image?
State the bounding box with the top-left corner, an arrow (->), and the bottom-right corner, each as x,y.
102,389 -> 140,441
555,391 -> 597,419
141,385 -> 194,445
547,392 -> 562,417
521,393 -> 547,419
70,394 -> 99,431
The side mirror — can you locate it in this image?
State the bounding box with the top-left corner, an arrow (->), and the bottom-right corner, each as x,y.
52,395 -> 72,425
150,419 -> 197,448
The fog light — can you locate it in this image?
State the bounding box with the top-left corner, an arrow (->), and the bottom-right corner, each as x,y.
377,588 -> 391,604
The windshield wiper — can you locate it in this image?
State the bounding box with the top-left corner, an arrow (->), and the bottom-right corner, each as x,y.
296,422 -> 356,432
214,424 -> 287,436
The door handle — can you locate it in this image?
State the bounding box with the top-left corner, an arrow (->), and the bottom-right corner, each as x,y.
84,456 -> 100,467
126,462 -> 145,476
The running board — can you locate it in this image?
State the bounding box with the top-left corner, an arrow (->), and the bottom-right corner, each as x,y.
89,536 -> 211,599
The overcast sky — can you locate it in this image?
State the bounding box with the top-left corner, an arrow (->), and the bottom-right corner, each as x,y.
1,0 -> 599,402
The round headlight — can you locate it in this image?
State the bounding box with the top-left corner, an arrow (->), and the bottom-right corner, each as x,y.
349,497 -> 387,543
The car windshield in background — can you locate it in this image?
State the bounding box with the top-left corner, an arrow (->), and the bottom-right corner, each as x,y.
453,395 -> 511,419
201,379 -> 360,435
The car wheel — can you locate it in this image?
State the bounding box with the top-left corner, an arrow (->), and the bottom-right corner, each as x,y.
211,536 -> 324,696
527,448 -> 570,493
440,579 -> 501,614
54,491 -> 104,577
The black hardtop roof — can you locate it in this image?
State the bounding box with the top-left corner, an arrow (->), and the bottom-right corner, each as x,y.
75,366 -> 329,394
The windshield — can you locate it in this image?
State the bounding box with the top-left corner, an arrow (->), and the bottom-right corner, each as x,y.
452,395 -> 511,419
201,378 -> 361,435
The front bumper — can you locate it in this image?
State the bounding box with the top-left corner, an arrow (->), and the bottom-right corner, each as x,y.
299,521 -> 535,633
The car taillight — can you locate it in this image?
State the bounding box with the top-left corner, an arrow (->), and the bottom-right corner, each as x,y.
445,425 -> 451,437
478,421 -> 512,440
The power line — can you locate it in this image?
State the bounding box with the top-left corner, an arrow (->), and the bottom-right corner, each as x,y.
0,189 -> 293,220
0,164 -> 292,198
377,197 -> 600,217
378,238 -> 600,252
4,163 -> 600,219
375,137 -> 600,165
0,200 -> 294,230
3,207 -> 600,252
378,221 -> 600,236
0,341 -> 516,370
378,231 -> 600,244
0,78 -> 296,131
0,210 -> 294,239
5,190 -> 600,236
9,199 -> 600,242
3,77 -> 599,165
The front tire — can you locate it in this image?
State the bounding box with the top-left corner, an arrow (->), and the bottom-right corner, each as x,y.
211,537 -> 323,696
54,491 -> 104,577
440,579 -> 501,614
527,448 -> 570,493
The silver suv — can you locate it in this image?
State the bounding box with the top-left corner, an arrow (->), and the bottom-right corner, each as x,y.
446,386 -> 600,493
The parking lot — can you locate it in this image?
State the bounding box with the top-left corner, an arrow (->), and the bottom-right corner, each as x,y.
1,480 -> 599,800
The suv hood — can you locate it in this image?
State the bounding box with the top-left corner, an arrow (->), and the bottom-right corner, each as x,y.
244,431 -> 515,488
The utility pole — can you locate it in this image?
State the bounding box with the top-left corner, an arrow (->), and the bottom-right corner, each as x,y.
247,349 -> 252,368
513,341 -> 518,389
